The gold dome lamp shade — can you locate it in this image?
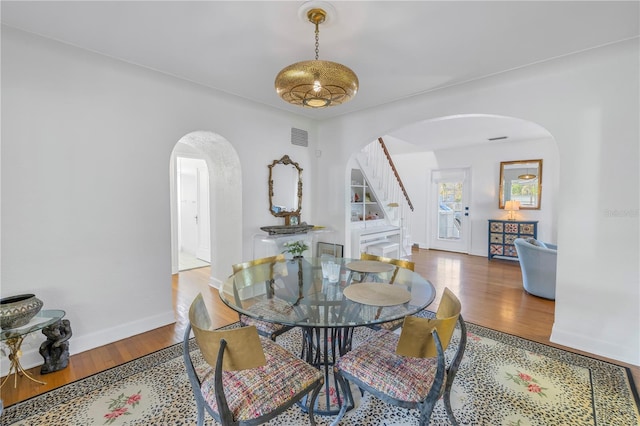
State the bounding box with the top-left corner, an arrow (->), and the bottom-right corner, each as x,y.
275,7 -> 358,108
518,171 -> 537,180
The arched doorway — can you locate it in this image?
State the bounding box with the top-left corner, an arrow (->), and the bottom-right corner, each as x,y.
346,114 -> 558,257
170,131 -> 242,287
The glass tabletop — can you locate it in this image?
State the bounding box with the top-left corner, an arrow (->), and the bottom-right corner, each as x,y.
0,309 -> 66,340
219,257 -> 436,328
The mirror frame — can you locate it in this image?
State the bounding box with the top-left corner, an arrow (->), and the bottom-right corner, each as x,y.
268,155 -> 303,223
499,159 -> 543,210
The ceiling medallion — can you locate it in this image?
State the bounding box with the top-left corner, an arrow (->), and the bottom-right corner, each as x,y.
274,4 -> 358,108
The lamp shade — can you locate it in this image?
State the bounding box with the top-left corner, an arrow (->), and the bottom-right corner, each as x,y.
504,200 -> 520,211
275,5 -> 358,108
275,60 -> 359,108
518,173 -> 537,180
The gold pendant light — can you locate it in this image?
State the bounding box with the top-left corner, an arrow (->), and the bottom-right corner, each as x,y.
275,7 -> 358,108
518,169 -> 537,180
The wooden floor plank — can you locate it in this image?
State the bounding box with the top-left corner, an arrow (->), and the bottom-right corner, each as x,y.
1,249 -> 637,407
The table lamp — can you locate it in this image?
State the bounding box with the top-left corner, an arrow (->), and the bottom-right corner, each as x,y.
504,200 -> 520,220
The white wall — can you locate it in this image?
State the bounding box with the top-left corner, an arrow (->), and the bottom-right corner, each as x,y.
1,25 -> 637,373
392,136 -> 558,256
313,39 -> 639,365
1,27 -> 316,373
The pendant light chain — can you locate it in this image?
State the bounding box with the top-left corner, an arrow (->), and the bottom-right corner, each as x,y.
314,22 -> 320,60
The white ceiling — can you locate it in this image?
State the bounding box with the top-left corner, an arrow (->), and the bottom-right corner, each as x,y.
2,1 -> 638,152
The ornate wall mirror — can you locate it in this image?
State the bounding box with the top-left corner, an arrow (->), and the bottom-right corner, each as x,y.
268,155 -> 302,224
499,159 -> 542,210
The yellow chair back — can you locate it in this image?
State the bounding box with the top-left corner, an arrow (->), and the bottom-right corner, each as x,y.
231,254 -> 286,290
360,253 -> 415,283
189,293 -> 266,371
231,254 -> 286,273
360,252 -> 415,271
395,288 -> 461,358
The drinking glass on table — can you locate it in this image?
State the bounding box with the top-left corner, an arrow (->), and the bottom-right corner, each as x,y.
327,262 -> 341,283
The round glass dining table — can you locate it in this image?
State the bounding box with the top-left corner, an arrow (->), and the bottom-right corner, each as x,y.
218,256 -> 436,415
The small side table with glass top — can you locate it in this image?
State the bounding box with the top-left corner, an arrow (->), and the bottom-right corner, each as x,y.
0,309 -> 66,388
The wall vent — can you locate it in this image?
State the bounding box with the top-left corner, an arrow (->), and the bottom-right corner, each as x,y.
291,128 -> 308,147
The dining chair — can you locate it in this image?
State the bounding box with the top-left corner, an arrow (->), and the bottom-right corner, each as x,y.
183,293 -> 324,426
360,252 -> 415,283
360,253 -> 415,331
230,254 -> 297,341
332,288 -> 467,426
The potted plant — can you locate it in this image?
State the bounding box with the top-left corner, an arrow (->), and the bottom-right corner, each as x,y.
282,240 -> 309,259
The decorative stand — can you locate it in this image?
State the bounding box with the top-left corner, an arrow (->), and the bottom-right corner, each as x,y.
0,309 -> 66,388
0,335 -> 47,388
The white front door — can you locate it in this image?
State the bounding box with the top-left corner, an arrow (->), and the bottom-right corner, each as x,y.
430,168 -> 471,253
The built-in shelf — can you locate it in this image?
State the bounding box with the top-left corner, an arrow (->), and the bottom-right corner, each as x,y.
349,168 -> 399,257
350,169 -> 384,223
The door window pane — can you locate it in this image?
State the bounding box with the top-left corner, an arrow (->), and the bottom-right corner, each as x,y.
438,182 -> 463,240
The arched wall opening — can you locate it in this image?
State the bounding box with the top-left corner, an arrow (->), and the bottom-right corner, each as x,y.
170,131 -> 242,287
343,114 -> 559,259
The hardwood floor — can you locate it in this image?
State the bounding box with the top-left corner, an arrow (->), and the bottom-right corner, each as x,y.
2,249 -> 638,407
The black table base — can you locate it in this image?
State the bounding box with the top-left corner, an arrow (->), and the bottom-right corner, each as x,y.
299,326 -> 355,416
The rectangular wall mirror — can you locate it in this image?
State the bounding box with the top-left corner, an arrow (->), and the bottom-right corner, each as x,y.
499,159 -> 542,210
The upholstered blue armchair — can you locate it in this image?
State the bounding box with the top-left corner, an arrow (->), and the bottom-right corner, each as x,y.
514,238 -> 557,300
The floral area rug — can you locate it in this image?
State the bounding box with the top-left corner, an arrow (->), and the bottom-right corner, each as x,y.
3,315 -> 639,426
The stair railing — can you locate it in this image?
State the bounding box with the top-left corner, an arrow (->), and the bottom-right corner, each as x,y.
358,138 -> 415,257
377,137 -> 414,211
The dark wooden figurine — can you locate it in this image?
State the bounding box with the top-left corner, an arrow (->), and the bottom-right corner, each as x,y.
39,319 -> 72,374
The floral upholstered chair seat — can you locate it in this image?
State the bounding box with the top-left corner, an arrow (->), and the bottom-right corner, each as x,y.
184,293 -> 323,425
199,336 -> 321,422
333,288 -> 467,426
337,329 -> 442,401
239,297 -> 306,338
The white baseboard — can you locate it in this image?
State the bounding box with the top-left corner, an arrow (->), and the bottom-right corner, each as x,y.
551,323 -> 639,366
469,249 -> 487,258
412,243 -> 486,259
209,276 -> 222,290
1,310 -> 175,377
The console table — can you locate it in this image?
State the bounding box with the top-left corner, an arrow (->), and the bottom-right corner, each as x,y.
488,219 -> 538,260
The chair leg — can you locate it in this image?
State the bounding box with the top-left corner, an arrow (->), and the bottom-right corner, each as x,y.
196,402 -> 204,426
444,392 -> 459,426
417,398 -> 438,426
307,378 -> 324,426
442,315 -> 466,426
329,371 -> 352,426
